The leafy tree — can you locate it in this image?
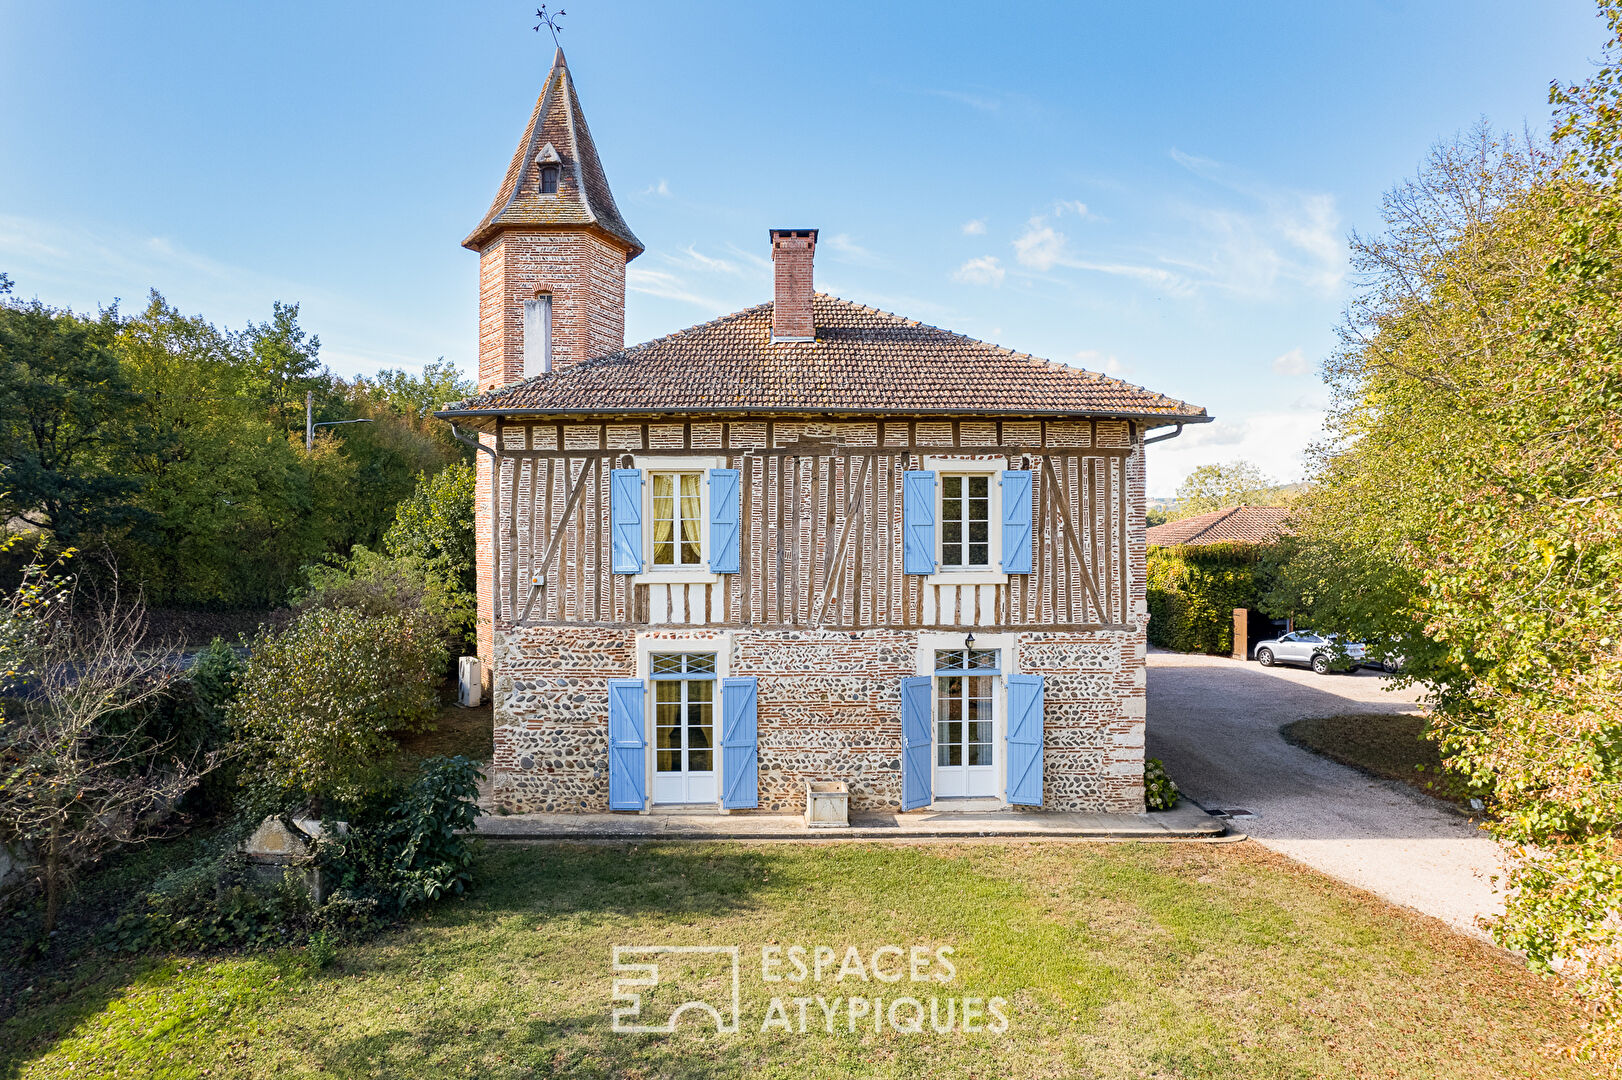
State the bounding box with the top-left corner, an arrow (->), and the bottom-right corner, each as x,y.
0,299 -> 147,543
1172,460 -> 1287,517
239,301 -> 325,435
385,461 -> 476,595
1277,9 -> 1622,1058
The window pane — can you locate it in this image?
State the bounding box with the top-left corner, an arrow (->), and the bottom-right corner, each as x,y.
967,741 -> 991,766
943,475 -> 962,500
685,653 -> 716,674
687,712 -> 712,750
652,473 -> 675,565
688,677 -> 713,701
652,654 -> 682,675
968,518 -> 989,544
689,748 -> 712,772
967,649 -> 999,670
655,681 -> 681,704
969,543 -> 989,566
934,649 -> 964,671
968,475 -> 989,499
657,749 -> 680,772
679,473 -> 702,565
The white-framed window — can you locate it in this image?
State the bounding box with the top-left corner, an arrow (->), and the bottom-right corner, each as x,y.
940,473 -> 992,569
923,456 -> 1008,585
650,471 -> 704,567
631,456 -> 724,584
523,293 -> 552,377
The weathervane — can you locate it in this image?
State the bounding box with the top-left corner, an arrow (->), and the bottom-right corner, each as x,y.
534,5 -> 565,48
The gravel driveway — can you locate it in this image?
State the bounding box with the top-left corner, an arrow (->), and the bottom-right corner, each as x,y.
1146,649 -> 1506,940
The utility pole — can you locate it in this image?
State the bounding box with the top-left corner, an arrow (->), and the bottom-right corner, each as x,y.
304,389 -> 374,451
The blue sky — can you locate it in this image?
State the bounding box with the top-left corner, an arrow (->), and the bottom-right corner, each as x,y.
0,1 -> 1605,495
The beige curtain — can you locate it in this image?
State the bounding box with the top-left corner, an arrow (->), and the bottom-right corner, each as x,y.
679,472 -> 702,564
652,474 -> 675,564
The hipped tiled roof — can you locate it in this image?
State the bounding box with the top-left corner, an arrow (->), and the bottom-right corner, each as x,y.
463,48 -> 642,256
1147,506 -> 1293,547
440,294 -> 1210,421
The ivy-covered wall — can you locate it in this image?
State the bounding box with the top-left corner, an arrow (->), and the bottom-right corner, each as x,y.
1146,542 -> 1268,656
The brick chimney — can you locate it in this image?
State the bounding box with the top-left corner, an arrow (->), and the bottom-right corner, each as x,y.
770,228 -> 818,342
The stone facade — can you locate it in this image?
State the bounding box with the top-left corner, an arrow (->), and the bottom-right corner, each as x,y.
490,623 -> 1145,815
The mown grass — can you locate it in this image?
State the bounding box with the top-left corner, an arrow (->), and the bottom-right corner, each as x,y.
1282,713 -> 1478,806
1,841 -> 1577,1079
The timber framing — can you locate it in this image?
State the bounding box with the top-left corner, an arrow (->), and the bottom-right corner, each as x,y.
476,414 -> 1145,634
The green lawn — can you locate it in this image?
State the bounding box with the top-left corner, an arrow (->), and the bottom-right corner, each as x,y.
1282,713 -> 1478,806
1,841 -> 1577,1079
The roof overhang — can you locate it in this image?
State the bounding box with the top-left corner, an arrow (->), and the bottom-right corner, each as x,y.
433,407 -> 1212,427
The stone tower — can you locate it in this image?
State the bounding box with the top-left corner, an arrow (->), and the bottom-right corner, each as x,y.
465,49 -> 641,676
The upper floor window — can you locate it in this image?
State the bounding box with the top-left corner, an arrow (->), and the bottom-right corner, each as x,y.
651,471 -> 703,566
940,474 -> 991,568
539,165 -> 560,194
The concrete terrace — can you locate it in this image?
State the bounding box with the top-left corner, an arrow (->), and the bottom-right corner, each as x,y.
474,802 -> 1227,841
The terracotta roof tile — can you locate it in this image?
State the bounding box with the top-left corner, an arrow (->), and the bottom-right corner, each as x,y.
442,294 -> 1210,420
1147,506 -> 1292,547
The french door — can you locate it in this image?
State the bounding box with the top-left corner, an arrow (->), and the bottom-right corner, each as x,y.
651,652 -> 718,805
934,648 -> 999,798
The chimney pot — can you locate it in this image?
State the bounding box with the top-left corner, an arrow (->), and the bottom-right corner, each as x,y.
770,228 -> 818,342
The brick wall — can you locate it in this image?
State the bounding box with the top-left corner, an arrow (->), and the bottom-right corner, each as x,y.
476,229 -> 630,389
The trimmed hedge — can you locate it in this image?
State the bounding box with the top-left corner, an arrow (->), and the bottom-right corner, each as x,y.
1146,542 -> 1269,656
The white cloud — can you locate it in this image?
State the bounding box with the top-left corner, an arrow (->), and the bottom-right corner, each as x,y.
626,266 -> 729,311
1013,217 -> 1067,271
1272,347 -> 1309,376
1052,199 -> 1091,219
1074,349 -> 1128,376
1165,149 -> 1345,297
1144,408 -> 1328,498
952,255 -> 1005,287
825,232 -> 880,265
642,178 -> 671,197
961,219 -> 986,235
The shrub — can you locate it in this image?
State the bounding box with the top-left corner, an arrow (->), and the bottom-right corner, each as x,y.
320,755 -> 483,914
231,607 -> 448,808
1144,758 -> 1179,810
1146,543 -> 1269,655
295,546 -> 472,651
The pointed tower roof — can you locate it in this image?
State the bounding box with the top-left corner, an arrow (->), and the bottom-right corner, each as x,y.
463,48 -> 643,257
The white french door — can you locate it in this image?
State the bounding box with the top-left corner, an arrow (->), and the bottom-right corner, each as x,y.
933,648 -> 999,798
651,653 -> 718,805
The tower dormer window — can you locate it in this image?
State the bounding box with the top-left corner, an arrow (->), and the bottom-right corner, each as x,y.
539,165 -> 560,194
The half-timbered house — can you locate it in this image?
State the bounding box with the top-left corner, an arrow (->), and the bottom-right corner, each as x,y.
437,50 -> 1209,816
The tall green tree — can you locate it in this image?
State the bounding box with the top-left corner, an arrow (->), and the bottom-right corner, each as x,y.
0,298 -> 147,543
1275,8 -> 1622,1057
1173,459 -> 1288,517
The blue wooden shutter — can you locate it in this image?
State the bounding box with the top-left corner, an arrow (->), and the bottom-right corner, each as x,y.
720,676 -> 759,809
903,471 -> 937,575
999,469 -> 1034,574
1005,674 -> 1045,806
708,468 -> 741,574
610,469 -> 643,574
608,679 -> 647,810
900,676 -> 933,810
